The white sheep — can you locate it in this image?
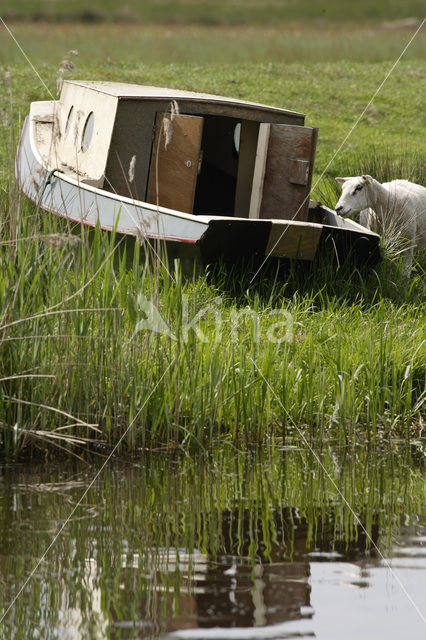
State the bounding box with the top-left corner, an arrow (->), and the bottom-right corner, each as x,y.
335,175 -> 426,269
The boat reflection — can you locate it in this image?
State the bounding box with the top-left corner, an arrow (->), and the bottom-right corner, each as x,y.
114,507 -> 379,637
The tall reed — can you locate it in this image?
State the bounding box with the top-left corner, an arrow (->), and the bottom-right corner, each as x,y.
0,82 -> 424,459
1,202 -> 424,457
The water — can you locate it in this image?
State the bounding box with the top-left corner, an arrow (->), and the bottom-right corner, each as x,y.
0,444 -> 425,639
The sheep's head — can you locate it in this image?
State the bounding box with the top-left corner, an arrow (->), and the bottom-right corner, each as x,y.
335,175 -> 374,216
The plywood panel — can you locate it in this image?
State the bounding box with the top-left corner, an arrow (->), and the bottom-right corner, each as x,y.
259,124 -> 318,222
266,222 -> 322,261
58,82 -> 118,186
104,99 -> 156,199
147,114 -> 204,214
130,98 -> 305,127
66,80 -> 306,121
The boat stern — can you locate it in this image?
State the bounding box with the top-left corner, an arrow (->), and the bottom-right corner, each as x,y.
15,100 -> 59,204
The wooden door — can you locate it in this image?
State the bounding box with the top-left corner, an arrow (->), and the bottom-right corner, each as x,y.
249,123 -> 318,222
147,113 -> 204,214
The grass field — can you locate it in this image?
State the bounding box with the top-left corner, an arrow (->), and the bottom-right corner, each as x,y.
1,0 -> 425,25
0,11 -> 425,458
1,21 -> 426,65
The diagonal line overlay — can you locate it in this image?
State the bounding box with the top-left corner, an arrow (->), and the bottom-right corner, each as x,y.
249,17 -> 425,285
0,360 -> 174,625
1,12 -> 425,630
0,16 -> 55,100
250,356 -> 426,626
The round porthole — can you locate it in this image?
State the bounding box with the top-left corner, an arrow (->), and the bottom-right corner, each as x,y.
81,112 -> 94,152
65,105 -> 74,135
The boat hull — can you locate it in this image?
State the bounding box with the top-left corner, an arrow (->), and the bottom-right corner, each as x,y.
16,111 -> 381,268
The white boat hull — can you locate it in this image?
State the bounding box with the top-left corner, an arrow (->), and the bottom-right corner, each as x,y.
16,107 -> 381,268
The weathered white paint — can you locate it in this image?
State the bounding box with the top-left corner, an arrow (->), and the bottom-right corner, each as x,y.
57,82 -> 118,187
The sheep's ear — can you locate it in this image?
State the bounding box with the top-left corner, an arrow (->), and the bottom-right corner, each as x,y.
362,175 -> 373,184
335,177 -> 348,184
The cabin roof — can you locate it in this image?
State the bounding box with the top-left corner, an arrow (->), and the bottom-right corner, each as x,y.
65,80 -> 304,118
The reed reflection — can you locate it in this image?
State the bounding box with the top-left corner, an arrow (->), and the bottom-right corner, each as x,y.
0,444 -> 423,639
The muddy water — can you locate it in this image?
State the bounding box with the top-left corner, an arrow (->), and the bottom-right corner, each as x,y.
0,445 -> 425,639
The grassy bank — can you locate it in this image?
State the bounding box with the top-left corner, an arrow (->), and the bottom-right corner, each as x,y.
0,27 -> 425,458
1,194 -> 424,457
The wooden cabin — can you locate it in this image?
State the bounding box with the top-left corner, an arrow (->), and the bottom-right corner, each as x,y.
54,80 -> 318,223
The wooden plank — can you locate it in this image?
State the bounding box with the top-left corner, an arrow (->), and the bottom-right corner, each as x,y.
234,120 -> 260,218
259,124 -> 318,222
104,99 -> 155,199
266,222 -> 322,261
147,114 -> 204,214
249,123 -> 270,219
139,99 -> 305,127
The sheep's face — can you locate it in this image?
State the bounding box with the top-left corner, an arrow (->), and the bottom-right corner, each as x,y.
335,175 -> 373,216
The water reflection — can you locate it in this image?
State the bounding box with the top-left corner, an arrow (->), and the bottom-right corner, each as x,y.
58,557 -> 108,639
115,508 -> 379,637
0,445 -> 425,639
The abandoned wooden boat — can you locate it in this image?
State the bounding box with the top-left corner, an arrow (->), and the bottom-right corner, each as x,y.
16,80 -> 380,266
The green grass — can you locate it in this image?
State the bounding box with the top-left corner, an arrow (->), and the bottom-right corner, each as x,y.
0,24 -> 425,458
1,21 -> 425,67
1,0 -> 425,24
0,197 -> 424,456
1,58 -> 425,180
